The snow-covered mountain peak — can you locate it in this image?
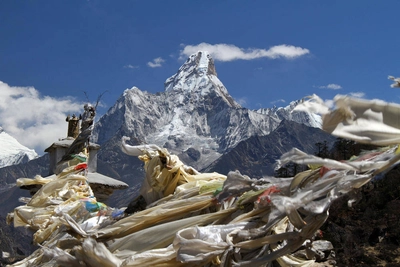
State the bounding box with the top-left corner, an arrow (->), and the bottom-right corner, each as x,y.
123,87 -> 138,96
164,51 -> 241,108
0,128 -> 38,168
165,51 -> 216,93
255,100 -> 322,129
186,50 -> 216,76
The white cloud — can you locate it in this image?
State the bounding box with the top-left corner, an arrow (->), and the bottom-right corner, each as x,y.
147,57 -> 165,68
0,81 -> 83,154
180,43 -> 310,61
124,64 -> 139,69
349,92 -> 365,98
317,84 -> 342,90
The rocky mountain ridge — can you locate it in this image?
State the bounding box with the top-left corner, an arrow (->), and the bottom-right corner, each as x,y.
205,119 -> 336,177
93,51 -> 321,170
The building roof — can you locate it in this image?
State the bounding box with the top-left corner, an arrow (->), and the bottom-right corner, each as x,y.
43,172 -> 128,189
44,138 -> 100,152
87,172 -> 128,189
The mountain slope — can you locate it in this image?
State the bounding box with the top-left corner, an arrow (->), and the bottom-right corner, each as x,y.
0,215 -> 36,265
204,120 -> 336,177
0,154 -> 49,217
0,155 -> 48,263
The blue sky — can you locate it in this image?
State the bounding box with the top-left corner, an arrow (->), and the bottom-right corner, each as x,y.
1,1 -> 400,153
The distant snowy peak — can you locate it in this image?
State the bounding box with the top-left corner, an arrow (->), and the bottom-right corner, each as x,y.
255,100 -> 322,128
0,127 -> 38,168
164,51 -> 241,108
165,51 -> 216,92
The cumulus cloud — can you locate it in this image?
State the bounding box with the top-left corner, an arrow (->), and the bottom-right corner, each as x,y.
0,81 -> 83,154
124,64 -> 139,69
147,57 -> 165,68
316,84 -> 342,90
180,43 -> 310,61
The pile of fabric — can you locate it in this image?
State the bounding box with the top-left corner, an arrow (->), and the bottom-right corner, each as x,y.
7,95 -> 400,267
